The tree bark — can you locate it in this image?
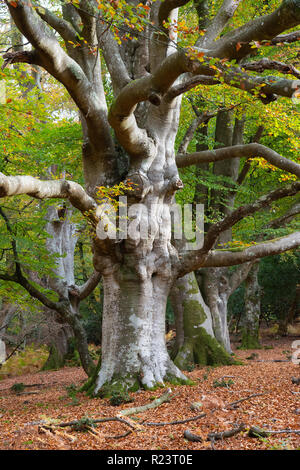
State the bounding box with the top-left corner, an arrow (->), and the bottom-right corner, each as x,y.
92,270 -> 188,393
240,262 -> 261,349
42,321 -> 75,371
170,272 -> 233,369
42,203 -> 95,376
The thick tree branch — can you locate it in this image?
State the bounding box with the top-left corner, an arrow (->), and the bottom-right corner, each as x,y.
202,182 -> 300,253
96,23 -> 131,94
5,0 -> 115,159
268,30 -> 300,45
73,270 -> 102,301
211,0 -> 300,60
2,49 -> 42,69
243,58 -> 300,79
228,261 -> 255,295
158,0 -> 191,27
176,143 -> 300,178
202,232 -> 300,267
166,74 -> 219,100
77,0 -> 97,45
0,173 -> 97,214
221,69 -> 298,102
200,0 -> 243,47
151,0 -> 190,65
34,3 -> 78,43
178,182 -> 300,275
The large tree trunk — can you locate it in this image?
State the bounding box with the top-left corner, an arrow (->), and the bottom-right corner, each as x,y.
92,270 -> 188,394
170,272 -> 233,368
86,59 -> 193,392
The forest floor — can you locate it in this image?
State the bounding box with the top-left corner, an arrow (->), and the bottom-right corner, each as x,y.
0,333 -> 299,451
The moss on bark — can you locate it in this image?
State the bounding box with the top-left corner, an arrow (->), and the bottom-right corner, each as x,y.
42,344 -> 65,371
80,354 -> 102,396
174,327 -> 234,369
173,294 -> 233,369
240,328 -> 261,349
81,362 -> 194,398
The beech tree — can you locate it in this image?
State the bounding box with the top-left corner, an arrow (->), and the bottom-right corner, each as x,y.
1,0 -> 300,394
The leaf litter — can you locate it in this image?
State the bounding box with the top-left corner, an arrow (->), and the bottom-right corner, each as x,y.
0,336 -> 299,450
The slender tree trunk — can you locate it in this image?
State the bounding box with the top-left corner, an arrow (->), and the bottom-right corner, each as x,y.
43,202 -> 95,376
203,267 -> 233,352
42,320 -> 75,370
170,272 -> 233,369
0,302 -> 16,364
278,283 -> 300,336
240,262 -> 261,349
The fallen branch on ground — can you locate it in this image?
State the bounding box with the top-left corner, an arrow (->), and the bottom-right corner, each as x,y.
248,426 -> 300,438
183,430 -> 203,442
207,423 -> 246,441
41,416 -> 137,432
118,388 -> 173,416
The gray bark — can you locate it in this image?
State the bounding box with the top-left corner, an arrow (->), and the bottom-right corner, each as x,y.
0,303 -> 17,363
44,203 -> 95,376
240,262 -> 261,349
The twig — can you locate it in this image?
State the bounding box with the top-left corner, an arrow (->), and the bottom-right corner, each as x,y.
248,426 -> 300,438
226,393 -> 266,409
145,413 -> 207,426
219,375 -> 236,381
105,430 -> 133,439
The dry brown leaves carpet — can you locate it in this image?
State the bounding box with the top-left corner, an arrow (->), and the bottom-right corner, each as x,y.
0,336 -> 299,451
